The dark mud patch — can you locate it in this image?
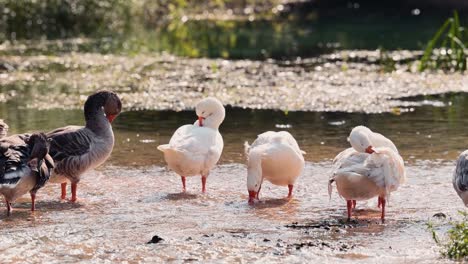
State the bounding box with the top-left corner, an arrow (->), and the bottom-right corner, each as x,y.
250,198 -> 292,209
288,240 -> 357,252
285,218 -> 390,237
165,193 -> 199,200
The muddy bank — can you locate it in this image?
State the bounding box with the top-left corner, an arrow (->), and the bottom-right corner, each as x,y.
0,51 -> 466,113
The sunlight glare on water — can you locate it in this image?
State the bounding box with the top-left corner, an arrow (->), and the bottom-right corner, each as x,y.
0,93 -> 467,262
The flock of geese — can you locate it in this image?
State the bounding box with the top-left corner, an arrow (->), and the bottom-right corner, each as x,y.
0,90 -> 466,221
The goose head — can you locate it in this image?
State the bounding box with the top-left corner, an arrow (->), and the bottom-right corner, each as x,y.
349,127 -> 375,154
27,133 -> 53,170
84,90 -> 122,123
195,97 -> 225,129
246,152 -> 262,204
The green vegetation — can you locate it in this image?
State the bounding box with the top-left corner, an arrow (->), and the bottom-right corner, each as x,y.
0,1 -> 466,62
419,11 -> 467,72
0,0 -> 281,41
429,211 -> 468,260
378,49 -> 397,73
0,0 -> 133,40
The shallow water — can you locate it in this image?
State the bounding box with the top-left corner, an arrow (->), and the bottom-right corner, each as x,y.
2,92 -> 468,166
0,92 -> 467,262
0,162 -> 463,263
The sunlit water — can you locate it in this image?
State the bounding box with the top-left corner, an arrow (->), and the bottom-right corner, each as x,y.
0,93 -> 467,262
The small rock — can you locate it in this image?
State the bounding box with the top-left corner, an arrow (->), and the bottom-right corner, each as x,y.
147,235 -> 164,244
432,212 -> 446,219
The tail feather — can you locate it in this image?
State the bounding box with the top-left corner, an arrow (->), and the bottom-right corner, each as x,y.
0,168 -> 27,186
157,144 -> 170,152
244,141 -> 250,157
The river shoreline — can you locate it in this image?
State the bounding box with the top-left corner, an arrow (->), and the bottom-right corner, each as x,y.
1,51 -> 466,113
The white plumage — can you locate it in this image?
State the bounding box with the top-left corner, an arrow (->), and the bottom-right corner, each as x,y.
158,97 -> 225,192
245,131 -> 305,203
330,126 -> 405,220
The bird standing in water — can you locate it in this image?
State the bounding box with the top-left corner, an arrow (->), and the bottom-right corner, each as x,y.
244,131 -> 305,204
158,97 -> 225,193
0,132 -> 54,214
47,90 -> 122,202
329,126 -> 405,221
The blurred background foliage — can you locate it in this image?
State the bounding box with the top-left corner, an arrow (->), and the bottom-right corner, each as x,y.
0,0 -> 466,67
0,0 -> 284,40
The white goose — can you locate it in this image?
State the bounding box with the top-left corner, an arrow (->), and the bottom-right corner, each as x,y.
329,126 -> 405,221
245,131 -> 305,203
158,97 -> 225,193
453,151 -> 468,207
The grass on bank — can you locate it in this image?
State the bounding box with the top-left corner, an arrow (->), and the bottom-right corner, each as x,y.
419,11 -> 467,73
428,211 -> 468,260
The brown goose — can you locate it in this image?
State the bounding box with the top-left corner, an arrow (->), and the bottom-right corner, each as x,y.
0,133 -> 54,215
47,90 -> 121,202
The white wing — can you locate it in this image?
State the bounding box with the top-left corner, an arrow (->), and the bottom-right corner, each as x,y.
330,147 -> 405,198
366,147 -> 406,194
330,148 -> 368,198
250,131 -> 304,155
159,125 -> 221,166
370,132 -> 398,153
332,148 -> 367,174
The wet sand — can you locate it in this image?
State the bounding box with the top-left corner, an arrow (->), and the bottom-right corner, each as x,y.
0,160 -> 463,263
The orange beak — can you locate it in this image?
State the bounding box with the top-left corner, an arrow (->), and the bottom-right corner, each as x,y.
365,146 -> 375,154
198,116 -> 204,127
248,190 -> 257,204
107,114 -> 117,123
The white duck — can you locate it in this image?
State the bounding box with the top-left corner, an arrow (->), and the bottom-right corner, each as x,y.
158,97 -> 225,193
329,126 -> 405,221
245,131 -> 305,203
453,151 -> 468,207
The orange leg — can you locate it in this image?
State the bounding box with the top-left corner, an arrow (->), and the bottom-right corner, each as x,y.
181,176 -> 186,192
5,199 -> 12,215
377,197 -> 382,208
201,176 -> 207,193
30,192 -> 36,211
287,184 -> 294,198
352,200 -> 357,209
379,196 -> 386,221
70,183 -> 78,202
256,184 -> 262,199
346,200 -> 353,220
61,182 -> 67,200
